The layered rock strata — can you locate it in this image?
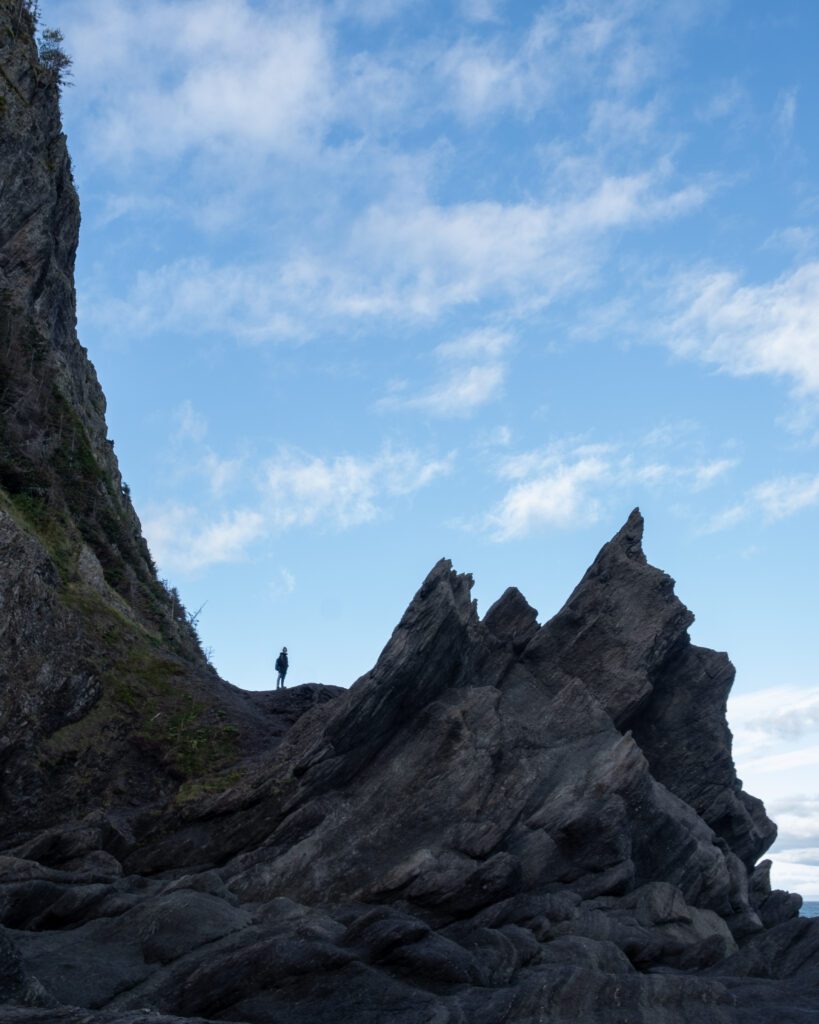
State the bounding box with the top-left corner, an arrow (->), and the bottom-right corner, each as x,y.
1,514 -> 817,1023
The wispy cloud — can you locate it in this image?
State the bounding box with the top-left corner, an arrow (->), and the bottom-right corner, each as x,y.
142,443 -> 454,572
379,328 -> 512,417
143,505 -> 266,573
381,363 -> 506,418
201,452 -> 243,498
459,0 -> 501,24
729,686 -> 819,758
93,168 -> 713,342
701,503 -> 749,534
435,327 -> 513,361
65,0 -> 334,163
487,446 -> 611,538
483,439 -> 736,540
262,445 -> 455,529
173,400 -> 208,443
85,258 -> 305,342
775,87 -> 797,143
435,1 -> 675,123
754,474 -> 819,520
691,458 -> 738,490
664,261 -> 819,398
704,472 -> 819,533
767,796 -> 819,853
270,567 -> 297,598
698,79 -> 748,123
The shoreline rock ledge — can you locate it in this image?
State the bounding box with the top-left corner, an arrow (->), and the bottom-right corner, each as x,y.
2,510 -> 818,1023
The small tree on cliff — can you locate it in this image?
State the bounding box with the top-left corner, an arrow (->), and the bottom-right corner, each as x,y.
37,27 -> 73,89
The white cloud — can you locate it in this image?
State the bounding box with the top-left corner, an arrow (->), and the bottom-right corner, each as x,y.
743,747 -> 819,775
143,504 -> 265,573
144,443 -> 453,571
64,0 -> 334,163
270,568 -> 297,598
96,192 -> 177,228
703,473 -> 819,533
701,503 -> 749,534
435,328 -> 513,361
698,79 -> 747,122
380,332 -> 512,418
729,686 -> 819,759
262,445 -> 455,530
587,98 -> 661,147
641,420 -> 701,448
767,796 -> 819,852
487,451 -> 610,538
477,424 -> 513,449
665,261 -> 819,397
691,458 -> 738,491
753,474 -> 819,521
729,689 -> 819,894
201,452 -> 243,497
775,87 -> 797,142
749,696 -> 819,743
393,364 -> 506,418
460,0 -> 501,23
484,439 -> 739,540
89,159 -> 713,344
768,853 -> 819,897
762,226 -> 817,257
435,3 -> 664,123
174,400 -> 207,442
87,258 -> 306,343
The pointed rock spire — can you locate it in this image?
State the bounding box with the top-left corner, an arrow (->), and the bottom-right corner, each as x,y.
320,558 -> 479,765
522,509 -> 693,726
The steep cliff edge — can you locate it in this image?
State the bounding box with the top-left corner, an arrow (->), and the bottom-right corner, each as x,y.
0,1 -> 337,843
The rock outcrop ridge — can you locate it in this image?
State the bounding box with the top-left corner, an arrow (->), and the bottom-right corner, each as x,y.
1,3 -> 818,1022
1,512 -> 817,1023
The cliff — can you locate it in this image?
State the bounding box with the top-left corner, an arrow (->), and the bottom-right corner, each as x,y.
1,4 -> 818,1023
0,0 -> 332,842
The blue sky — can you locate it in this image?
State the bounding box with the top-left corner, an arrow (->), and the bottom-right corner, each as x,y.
45,0 -> 819,894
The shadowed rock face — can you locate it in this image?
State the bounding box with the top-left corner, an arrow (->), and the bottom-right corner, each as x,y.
0,0 -> 312,843
2,4 -> 818,1022
2,513 -> 816,1024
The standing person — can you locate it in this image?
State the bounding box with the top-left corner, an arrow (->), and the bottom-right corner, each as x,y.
275,647 -> 289,689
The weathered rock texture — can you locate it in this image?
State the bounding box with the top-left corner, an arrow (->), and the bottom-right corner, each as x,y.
0,0 -> 324,842
1,3 -> 818,1022
1,518 -> 817,1023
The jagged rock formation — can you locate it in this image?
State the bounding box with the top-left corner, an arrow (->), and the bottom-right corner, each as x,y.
1,3 -> 818,1022
1,516 -> 817,1023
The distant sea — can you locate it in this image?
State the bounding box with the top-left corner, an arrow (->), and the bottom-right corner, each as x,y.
802,901 -> 819,918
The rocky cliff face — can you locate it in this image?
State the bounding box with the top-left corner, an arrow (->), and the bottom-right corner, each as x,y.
0,0 -> 321,842
1,4 -> 818,1023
